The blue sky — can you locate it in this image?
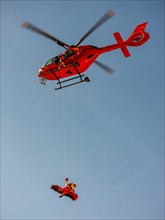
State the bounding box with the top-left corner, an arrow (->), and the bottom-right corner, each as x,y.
1,1 -> 164,219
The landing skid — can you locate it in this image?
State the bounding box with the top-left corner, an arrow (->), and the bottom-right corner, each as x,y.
54,64 -> 90,90
55,75 -> 90,90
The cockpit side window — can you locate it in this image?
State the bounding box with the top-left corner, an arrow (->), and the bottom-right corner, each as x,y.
65,51 -> 75,58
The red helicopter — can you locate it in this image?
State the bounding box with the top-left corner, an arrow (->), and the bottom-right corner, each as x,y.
22,10 -> 150,90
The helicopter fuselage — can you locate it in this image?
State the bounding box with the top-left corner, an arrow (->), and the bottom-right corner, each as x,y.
38,45 -> 114,81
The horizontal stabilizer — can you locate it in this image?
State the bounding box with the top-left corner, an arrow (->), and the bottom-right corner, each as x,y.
120,45 -> 131,57
113,32 -> 130,57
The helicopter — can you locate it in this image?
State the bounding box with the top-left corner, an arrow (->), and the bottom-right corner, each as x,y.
22,10 -> 150,90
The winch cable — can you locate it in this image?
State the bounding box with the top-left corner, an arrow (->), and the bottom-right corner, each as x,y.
62,90 -> 68,178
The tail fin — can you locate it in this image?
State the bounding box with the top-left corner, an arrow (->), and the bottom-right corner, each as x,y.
113,22 -> 150,58
126,22 -> 150,46
113,32 -> 130,57
131,22 -> 148,33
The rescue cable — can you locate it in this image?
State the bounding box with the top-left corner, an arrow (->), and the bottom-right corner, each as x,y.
62,90 -> 68,177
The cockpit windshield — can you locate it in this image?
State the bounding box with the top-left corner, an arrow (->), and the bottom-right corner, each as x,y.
44,56 -> 59,66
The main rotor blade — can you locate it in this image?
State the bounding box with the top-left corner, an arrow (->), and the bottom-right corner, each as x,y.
22,22 -> 70,49
94,60 -> 115,74
76,9 -> 115,47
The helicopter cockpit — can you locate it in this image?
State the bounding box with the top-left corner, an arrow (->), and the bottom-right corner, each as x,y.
44,51 -> 75,67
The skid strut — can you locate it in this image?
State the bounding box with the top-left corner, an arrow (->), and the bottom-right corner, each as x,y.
54,65 -> 90,90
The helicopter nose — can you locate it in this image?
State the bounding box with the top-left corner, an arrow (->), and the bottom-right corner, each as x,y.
38,72 -> 42,77
38,70 -> 43,77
